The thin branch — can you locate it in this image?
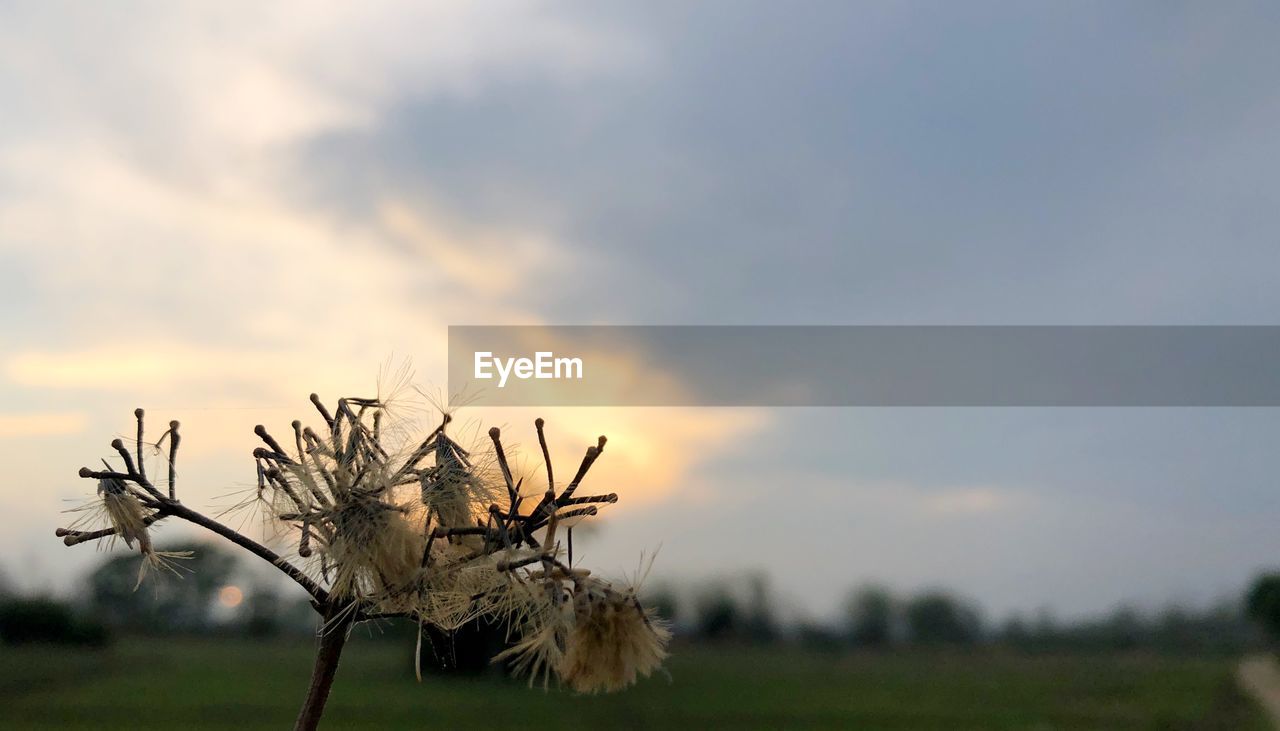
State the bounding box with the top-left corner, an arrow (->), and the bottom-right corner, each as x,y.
134,408 -> 146,482
309,393 -> 334,430
164,499 -> 329,605
488,427 -> 517,505
497,553 -> 548,572
78,467 -> 131,481
255,425 -> 295,464
168,420 -> 180,500
56,512 -> 166,546
557,436 -> 607,503
559,506 -> 598,520
535,417 -> 554,493
557,493 -> 618,507
390,414 -> 450,484
431,526 -> 493,540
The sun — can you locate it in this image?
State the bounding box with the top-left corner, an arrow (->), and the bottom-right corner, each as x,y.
218,585 -> 244,608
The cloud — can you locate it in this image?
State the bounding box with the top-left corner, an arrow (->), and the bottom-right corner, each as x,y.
378,202 -> 565,300
920,486 -> 1021,516
804,479 -> 1034,521
0,2 -> 766,543
0,411 -> 87,438
0,2 -> 648,159
0,1 -> 650,346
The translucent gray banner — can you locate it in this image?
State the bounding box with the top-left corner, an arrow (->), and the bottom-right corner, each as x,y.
447,326 -> 1280,407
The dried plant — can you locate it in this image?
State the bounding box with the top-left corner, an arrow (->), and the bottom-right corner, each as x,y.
55,390 -> 669,730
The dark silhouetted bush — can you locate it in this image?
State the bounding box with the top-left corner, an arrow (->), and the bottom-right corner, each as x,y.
0,597 -> 109,646
694,586 -> 740,640
904,591 -> 982,645
844,584 -> 896,647
1246,572 -> 1280,642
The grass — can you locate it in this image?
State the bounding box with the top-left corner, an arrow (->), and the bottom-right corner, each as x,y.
0,637 -> 1269,730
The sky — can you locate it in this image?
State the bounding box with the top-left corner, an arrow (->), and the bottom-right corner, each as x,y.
2,1 -> 1280,622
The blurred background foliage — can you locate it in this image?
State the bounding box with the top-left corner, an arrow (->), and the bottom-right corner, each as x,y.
3,545 -> 1275,654
2,546 -> 1278,728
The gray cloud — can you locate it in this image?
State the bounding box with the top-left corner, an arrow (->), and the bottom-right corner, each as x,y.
304,1 -> 1280,324
292,1 -> 1280,617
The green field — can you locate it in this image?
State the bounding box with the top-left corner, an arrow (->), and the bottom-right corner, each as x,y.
0,638 -> 1268,729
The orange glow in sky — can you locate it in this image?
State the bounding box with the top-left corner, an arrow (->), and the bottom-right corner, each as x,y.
218,585 -> 244,609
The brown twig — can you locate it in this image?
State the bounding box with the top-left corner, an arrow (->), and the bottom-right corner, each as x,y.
168,420 -> 180,500
295,602 -> 354,731
134,408 -> 146,482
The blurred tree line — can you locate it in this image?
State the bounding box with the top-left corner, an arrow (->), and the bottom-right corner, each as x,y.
645,573 -> 1275,655
0,542 -> 316,646
5,551 -> 1280,659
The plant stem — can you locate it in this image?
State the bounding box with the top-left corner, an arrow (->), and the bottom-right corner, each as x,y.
294,604 -> 352,731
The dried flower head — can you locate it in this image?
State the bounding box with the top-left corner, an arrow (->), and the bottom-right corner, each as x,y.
560,577 -> 670,693
56,382 -> 670,727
